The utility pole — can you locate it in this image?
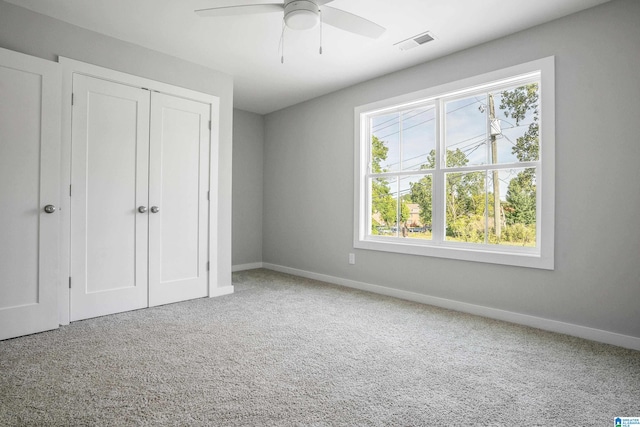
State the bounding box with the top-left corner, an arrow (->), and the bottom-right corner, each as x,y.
489,94 -> 501,240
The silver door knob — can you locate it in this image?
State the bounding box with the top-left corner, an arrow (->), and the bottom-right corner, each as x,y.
138,206 -> 148,213
150,206 -> 160,214
44,204 -> 56,214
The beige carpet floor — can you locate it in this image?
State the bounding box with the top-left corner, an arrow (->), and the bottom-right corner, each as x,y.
1,268 -> 639,425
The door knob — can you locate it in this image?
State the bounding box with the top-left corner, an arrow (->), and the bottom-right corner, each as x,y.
150,206 -> 160,214
44,204 -> 56,214
138,206 -> 148,213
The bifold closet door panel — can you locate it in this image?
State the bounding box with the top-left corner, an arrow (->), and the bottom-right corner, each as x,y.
70,75 -> 150,321
0,47 -> 60,340
148,93 -> 210,307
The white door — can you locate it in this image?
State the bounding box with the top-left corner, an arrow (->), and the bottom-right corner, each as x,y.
0,48 -> 60,340
70,75 -> 150,321
148,93 -> 210,306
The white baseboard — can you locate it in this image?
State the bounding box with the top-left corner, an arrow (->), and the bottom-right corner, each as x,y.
209,285 -> 234,298
263,262 -> 640,351
232,262 -> 264,272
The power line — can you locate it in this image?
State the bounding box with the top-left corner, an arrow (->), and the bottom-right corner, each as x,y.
446,98 -> 485,115
375,117 -> 434,140
374,98 -> 484,141
371,107 -> 434,131
380,137 -> 487,171
449,134 -> 487,150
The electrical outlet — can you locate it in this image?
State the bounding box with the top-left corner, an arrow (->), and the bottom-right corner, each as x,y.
348,253 -> 356,265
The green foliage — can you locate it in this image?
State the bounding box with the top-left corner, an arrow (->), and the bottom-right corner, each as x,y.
370,135 -> 410,229
500,83 -> 539,229
443,149 -> 485,233
400,200 -> 410,223
373,82 -> 540,245
371,135 -> 387,174
500,83 -> 539,162
410,176 -> 432,225
505,169 -> 536,226
372,178 -> 397,226
408,150 -> 435,225
409,148 -> 486,230
371,135 -> 395,226
512,123 -> 539,162
503,223 -> 536,246
500,84 -> 538,126
448,215 -> 485,243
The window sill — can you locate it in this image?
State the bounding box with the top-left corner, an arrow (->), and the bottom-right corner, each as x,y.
354,237 -> 554,270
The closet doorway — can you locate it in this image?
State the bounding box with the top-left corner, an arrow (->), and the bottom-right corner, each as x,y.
70,73 -> 212,321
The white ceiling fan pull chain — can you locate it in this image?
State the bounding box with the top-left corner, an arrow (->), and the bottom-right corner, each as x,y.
279,18 -> 286,64
319,8 -> 323,55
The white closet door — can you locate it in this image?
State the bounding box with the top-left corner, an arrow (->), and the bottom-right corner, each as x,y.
70,75 -> 150,321
0,48 -> 60,340
148,93 -> 210,307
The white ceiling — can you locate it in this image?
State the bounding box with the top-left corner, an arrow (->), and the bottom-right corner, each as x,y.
7,0 -> 610,114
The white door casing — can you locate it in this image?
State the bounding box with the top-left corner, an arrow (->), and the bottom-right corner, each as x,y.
70,75 -> 150,321
0,47 -> 61,340
148,93 -> 210,307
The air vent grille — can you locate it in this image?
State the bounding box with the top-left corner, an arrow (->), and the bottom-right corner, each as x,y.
395,31 -> 436,51
414,33 -> 435,45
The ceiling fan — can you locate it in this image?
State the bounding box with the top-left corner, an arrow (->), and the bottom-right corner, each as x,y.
195,0 -> 386,39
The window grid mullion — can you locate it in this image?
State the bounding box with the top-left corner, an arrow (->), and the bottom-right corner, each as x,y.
358,58 -> 552,269
432,98 -> 444,243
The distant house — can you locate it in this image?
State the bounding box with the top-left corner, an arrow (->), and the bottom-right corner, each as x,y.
372,203 -> 423,228
406,203 -> 422,227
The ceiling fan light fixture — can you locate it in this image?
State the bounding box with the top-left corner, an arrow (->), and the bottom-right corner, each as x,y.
284,1 -> 320,30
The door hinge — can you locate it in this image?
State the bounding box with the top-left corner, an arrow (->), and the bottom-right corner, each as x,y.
208,120 -> 211,130
207,191 -> 210,201
69,185 -> 72,197
68,277 -> 72,289
207,261 -> 210,271
71,93 -> 74,106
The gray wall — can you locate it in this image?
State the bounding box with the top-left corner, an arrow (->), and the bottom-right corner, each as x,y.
263,0 -> 640,338
232,109 -> 264,266
0,0 -> 235,289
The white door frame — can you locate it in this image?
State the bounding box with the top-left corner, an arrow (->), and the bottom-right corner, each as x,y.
59,57 -> 231,325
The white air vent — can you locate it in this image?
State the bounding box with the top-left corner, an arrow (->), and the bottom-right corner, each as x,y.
395,31 -> 436,51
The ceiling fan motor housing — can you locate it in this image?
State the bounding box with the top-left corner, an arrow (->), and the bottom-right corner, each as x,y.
284,0 -> 320,30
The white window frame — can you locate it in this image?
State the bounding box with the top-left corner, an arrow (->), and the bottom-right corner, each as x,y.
354,57 -> 555,270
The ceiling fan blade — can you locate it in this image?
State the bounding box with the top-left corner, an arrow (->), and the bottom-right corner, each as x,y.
195,4 -> 283,17
320,6 -> 385,39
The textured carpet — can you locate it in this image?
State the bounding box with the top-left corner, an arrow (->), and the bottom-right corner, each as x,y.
1,268 -> 639,426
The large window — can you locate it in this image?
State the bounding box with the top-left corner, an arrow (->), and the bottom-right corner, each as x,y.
354,58 -> 554,269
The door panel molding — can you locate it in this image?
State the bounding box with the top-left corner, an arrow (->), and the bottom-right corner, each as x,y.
0,47 -> 61,340
148,93 -> 211,307
70,75 -> 150,321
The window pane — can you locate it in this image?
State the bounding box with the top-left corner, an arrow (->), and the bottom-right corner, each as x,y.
400,106 -> 436,171
444,83 -> 541,168
371,105 -> 435,173
489,168 -> 537,247
358,59 -> 551,268
445,170 -> 487,243
404,174 -> 432,240
445,95 -> 488,167
371,113 -> 400,172
490,83 -> 540,164
370,176 -> 398,236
